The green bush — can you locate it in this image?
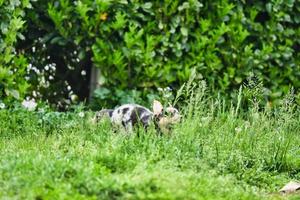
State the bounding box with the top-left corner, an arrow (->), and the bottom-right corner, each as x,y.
0,0 -> 32,104
18,0 -> 300,107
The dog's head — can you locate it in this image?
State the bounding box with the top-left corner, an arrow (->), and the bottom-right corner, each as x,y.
152,100 -> 181,132
92,109 -> 114,124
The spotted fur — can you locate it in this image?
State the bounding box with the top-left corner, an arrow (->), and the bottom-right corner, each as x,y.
94,100 -> 180,132
111,104 -> 153,131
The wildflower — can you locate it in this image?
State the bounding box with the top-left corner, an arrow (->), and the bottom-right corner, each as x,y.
100,13 -> 108,21
27,63 -> 32,70
50,64 -> 56,71
22,99 -> 37,111
32,91 -> 37,97
244,121 -> 251,130
235,127 -> 242,134
165,87 -> 172,91
78,112 -> 85,118
201,116 -> 211,124
0,103 -> 5,109
81,70 -> 86,76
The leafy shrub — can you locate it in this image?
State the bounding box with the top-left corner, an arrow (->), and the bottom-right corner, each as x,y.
0,0 -> 32,104
16,0 -> 300,108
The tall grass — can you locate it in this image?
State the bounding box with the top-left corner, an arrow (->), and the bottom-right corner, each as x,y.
0,80 -> 299,199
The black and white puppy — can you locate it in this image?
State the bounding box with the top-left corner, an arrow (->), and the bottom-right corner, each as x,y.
93,100 -> 180,132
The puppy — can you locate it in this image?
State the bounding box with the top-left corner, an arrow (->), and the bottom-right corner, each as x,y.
93,100 -> 180,132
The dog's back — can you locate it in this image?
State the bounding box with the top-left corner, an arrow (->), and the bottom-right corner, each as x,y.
94,100 -> 180,133
111,104 -> 153,131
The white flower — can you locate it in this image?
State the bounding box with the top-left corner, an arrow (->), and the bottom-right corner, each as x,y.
22,99 -> 37,111
81,70 -> 86,76
165,87 -> 172,91
50,64 -> 56,71
32,91 -> 37,97
0,103 -> 5,109
27,63 -> 32,70
244,121 -> 251,130
78,112 -> 85,118
235,127 -> 242,134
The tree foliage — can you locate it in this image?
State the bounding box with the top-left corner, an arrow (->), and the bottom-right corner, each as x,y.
1,0 -> 300,107
0,0 -> 32,103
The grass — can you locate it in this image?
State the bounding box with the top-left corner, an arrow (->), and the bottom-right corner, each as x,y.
0,88 -> 299,199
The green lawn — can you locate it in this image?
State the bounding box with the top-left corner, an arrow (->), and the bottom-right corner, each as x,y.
0,102 -> 299,199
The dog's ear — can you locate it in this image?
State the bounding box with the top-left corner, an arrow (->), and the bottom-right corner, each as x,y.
153,100 -> 163,116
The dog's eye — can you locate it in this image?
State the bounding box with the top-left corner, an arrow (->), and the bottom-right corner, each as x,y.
168,108 -> 180,118
164,110 -> 174,117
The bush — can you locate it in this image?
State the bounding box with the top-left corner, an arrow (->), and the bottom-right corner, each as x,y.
0,0 -> 32,104
15,0 -> 300,108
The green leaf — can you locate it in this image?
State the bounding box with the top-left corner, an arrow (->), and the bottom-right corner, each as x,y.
266,3 -> 272,13
286,0 -> 295,7
112,12 -> 127,30
143,2 -> 152,9
5,89 -> 20,99
180,27 -> 188,37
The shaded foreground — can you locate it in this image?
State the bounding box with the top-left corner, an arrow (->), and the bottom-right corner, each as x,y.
0,103 -> 299,199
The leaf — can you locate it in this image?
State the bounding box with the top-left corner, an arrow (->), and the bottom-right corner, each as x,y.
119,0 -> 128,4
143,2 -> 152,9
178,2 -> 190,11
17,32 -> 25,40
76,1 -> 91,23
158,21 -> 163,29
50,36 -> 63,44
180,27 -> 188,37
11,0 -> 21,7
5,89 -> 20,99
266,3 -> 272,13
286,0 -> 295,7
112,12 -> 127,30
78,50 -> 86,60
94,87 -> 111,99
